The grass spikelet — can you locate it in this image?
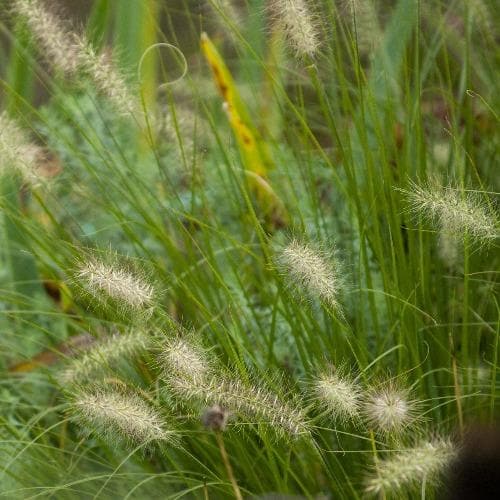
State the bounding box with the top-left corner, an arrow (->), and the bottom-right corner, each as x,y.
365,438 -> 456,496
363,382 -> 420,435
277,239 -> 343,311
270,0 -> 320,58
0,112 -> 45,184
402,180 -> 498,245
70,386 -> 177,448
75,255 -> 155,312
12,0 -> 138,115
62,330 -> 149,384
162,337 -> 211,382
168,374 -> 309,438
313,368 -> 362,423
75,38 -> 139,116
220,378 -> 309,437
12,0 -> 80,75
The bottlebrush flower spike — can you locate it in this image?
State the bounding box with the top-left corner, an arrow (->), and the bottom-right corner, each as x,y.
75,256 -> 155,311
0,113 -> 45,184
62,331 -> 149,384
70,387 -> 177,447
162,337 -> 211,382
365,439 -> 456,496
12,0 -> 80,75
363,383 -> 420,434
402,180 -> 497,245
168,374 -> 309,438
271,0 -> 320,58
278,239 -> 343,311
12,0 -> 139,115
314,368 -> 362,422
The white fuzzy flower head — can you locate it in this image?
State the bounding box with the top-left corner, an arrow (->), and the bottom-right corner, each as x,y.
403,180 -> 498,245
270,0 -> 320,58
62,331 -> 149,384
170,374 -> 309,438
76,257 -> 155,311
12,0 -> 139,116
12,0 -> 80,75
219,379 -> 310,437
365,439 -> 456,496
0,113 -> 45,184
162,338 -> 210,382
278,240 -> 343,311
314,369 -> 361,422
71,388 -> 176,447
76,40 -> 139,116
364,384 -> 419,434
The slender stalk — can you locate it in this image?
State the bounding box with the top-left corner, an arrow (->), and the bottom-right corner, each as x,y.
215,431 -> 243,500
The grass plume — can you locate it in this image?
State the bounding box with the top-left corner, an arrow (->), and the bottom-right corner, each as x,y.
402,180 -> 498,245
70,386 -> 177,448
365,439 -> 456,496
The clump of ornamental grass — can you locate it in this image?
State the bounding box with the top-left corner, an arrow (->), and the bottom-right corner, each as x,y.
277,239 -> 344,313
69,386 -> 178,449
62,330 -> 150,384
12,0 -> 139,116
401,180 -> 498,246
269,0 -> 321,58
74,254 -> 156,315
0,112 -> 45,185
365,438 -> 456,496
313,367 -> 362,423
363,382 -> 421,435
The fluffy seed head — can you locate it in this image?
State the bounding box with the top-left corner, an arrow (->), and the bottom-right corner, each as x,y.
403,180 -> 497,245
271,0 -> 320,58
162,338 -> 210,382
364,384 -> 420,434
0,113 -> 45,184
76,257 -> 155,311
62,331 -> 149,384
170,375 -> 309,438
12,0 -> 80,75
71,388 -> 175,447
13,0 -> 138,115
365,439 -> 456,496
314,369 -> 361,422
278,240 -> 343,310
76,40 -> 139,116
